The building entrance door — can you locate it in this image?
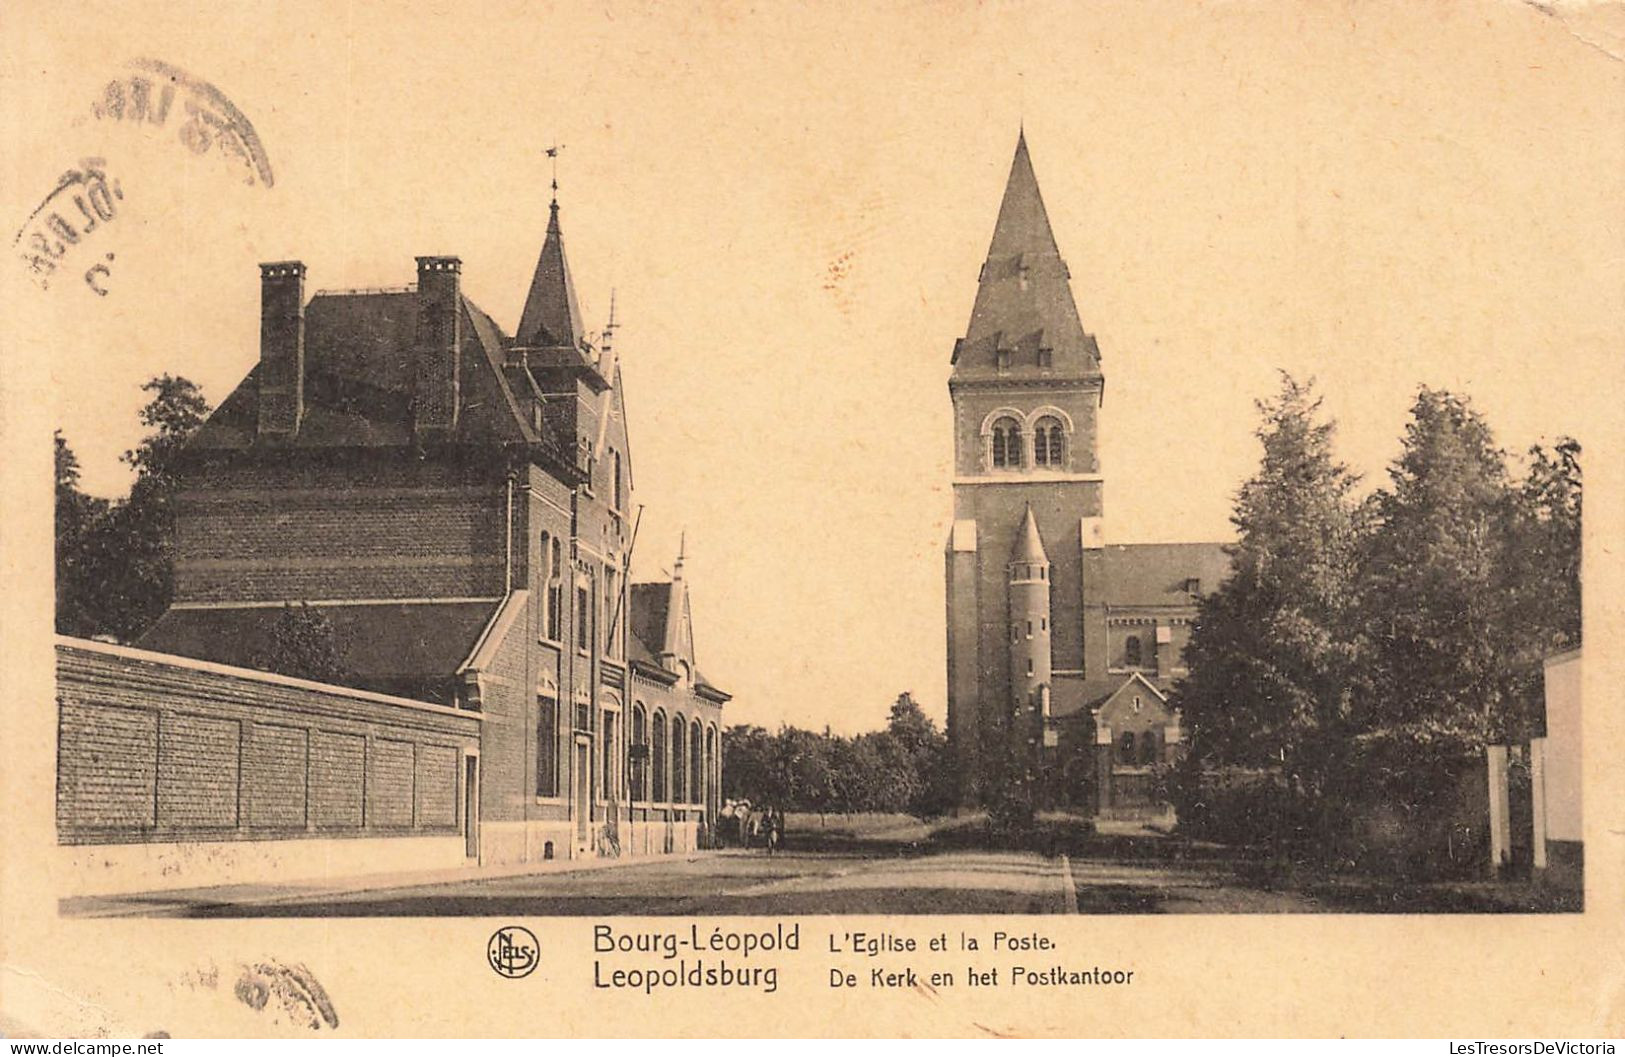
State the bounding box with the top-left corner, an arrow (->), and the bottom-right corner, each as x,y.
573,738 -> 592,857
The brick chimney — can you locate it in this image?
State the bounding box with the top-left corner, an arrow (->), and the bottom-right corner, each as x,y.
413,255 -> 462,434
257,261 -> 306,436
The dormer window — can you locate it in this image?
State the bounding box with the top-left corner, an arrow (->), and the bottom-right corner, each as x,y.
996,348 -> 1011,371
1037,347 -> 1053,369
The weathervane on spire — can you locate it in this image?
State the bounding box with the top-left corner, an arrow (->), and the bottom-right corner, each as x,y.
545,141 -> 565,203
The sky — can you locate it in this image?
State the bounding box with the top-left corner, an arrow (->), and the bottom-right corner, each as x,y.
7,0 -> 1622,735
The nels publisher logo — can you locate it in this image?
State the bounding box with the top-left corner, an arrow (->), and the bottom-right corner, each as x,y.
487,926 -> 539,979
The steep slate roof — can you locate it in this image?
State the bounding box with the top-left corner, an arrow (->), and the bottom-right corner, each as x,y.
954,131 -> 1102,379
628,576 -> 726,697
187,287 -> 548,454
516,201 -> 584,349
628,581 -> 672,669
138,601 -> 502,704
1101,543 -> 1232,608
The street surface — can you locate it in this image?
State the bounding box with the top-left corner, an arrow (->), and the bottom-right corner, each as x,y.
63,816 -> 1571,917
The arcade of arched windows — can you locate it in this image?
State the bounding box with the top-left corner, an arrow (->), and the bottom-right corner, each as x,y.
630,699 -> 720,809
981,410 -> 1073,472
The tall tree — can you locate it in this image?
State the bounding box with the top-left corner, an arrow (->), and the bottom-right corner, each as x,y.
1359,388 -> 1519,747
886,692 -> 953,817
95,375 -> 212,641
1174,373 -> 1364,791
54,432 -> 111,637
1511,438 -> 1581,652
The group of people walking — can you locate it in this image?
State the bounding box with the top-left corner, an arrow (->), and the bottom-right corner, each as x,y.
718,800 -> 784,853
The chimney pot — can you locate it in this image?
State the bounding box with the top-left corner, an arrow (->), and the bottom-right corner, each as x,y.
413,255 -> 463,433
257,260 -> 306,436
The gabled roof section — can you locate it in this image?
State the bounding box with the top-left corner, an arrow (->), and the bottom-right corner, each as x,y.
137,600 -> 504,705
628,542 -> 727,699
516,201 -> 585,350
954,131 -> 1101,380
1102,543 -> 1232,608
1051,671 -> 1168,721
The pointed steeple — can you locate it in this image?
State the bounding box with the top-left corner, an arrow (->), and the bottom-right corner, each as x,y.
1011,503 -> 1050,564
662,532 -> 688,659
987,129 -> 1061,260
954,131 -> 1100,378
516,199 -> 585,349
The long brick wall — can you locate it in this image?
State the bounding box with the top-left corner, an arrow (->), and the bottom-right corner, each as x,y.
56,638 -> 481,846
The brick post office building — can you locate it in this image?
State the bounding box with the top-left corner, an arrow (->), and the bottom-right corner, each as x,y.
89,192 -> 731,877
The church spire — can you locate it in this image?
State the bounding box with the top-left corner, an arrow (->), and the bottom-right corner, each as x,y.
987,128 -> 1060,260
952,131 -> 1100,378
516,180 -> 585,349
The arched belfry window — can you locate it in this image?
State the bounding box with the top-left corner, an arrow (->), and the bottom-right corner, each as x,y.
1125,635 -> 1143,668
1033,416 -> 1065,468
991,417 -> 1023,469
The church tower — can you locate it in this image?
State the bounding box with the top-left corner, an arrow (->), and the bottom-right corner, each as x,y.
945,132 -> 1106,807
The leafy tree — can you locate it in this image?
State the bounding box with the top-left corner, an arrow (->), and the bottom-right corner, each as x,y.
1359,388 -> 1520,747
1510,438 -> 1581,653
886,692 -> 954,816
54,432 -> 111,637
1174,373 -> 1364,796
251,603 -> 348,683
93,375 -> 212,641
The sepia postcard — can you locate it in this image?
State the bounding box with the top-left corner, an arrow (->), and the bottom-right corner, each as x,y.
2,0 -> 1622,1040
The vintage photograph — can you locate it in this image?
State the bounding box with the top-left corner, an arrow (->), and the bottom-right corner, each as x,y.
4,0 -> 1620,1039
33,7 -> 1596,922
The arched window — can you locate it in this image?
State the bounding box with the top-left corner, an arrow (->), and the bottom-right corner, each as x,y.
670,715 -> 687,806
705,726 -> 717,806
1033,416 -> 1065,467
651,710 -> 667,802
1139,730 -> 1158,765
1125,635 -> 1143,668
631,703 -> 648,801
991,417 -> 1023,469
546,537 -> 563,641
1117,731 -> 1136,764
689,719 -> 703,804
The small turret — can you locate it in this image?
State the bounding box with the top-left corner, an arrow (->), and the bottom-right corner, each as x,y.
1007,504 -> 1052,744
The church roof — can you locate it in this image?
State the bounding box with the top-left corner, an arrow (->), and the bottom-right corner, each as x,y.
137,600 -> 502,705
953,132 -> 1101,380
516,201 -> 585,349
1100,542 -> 1232,608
